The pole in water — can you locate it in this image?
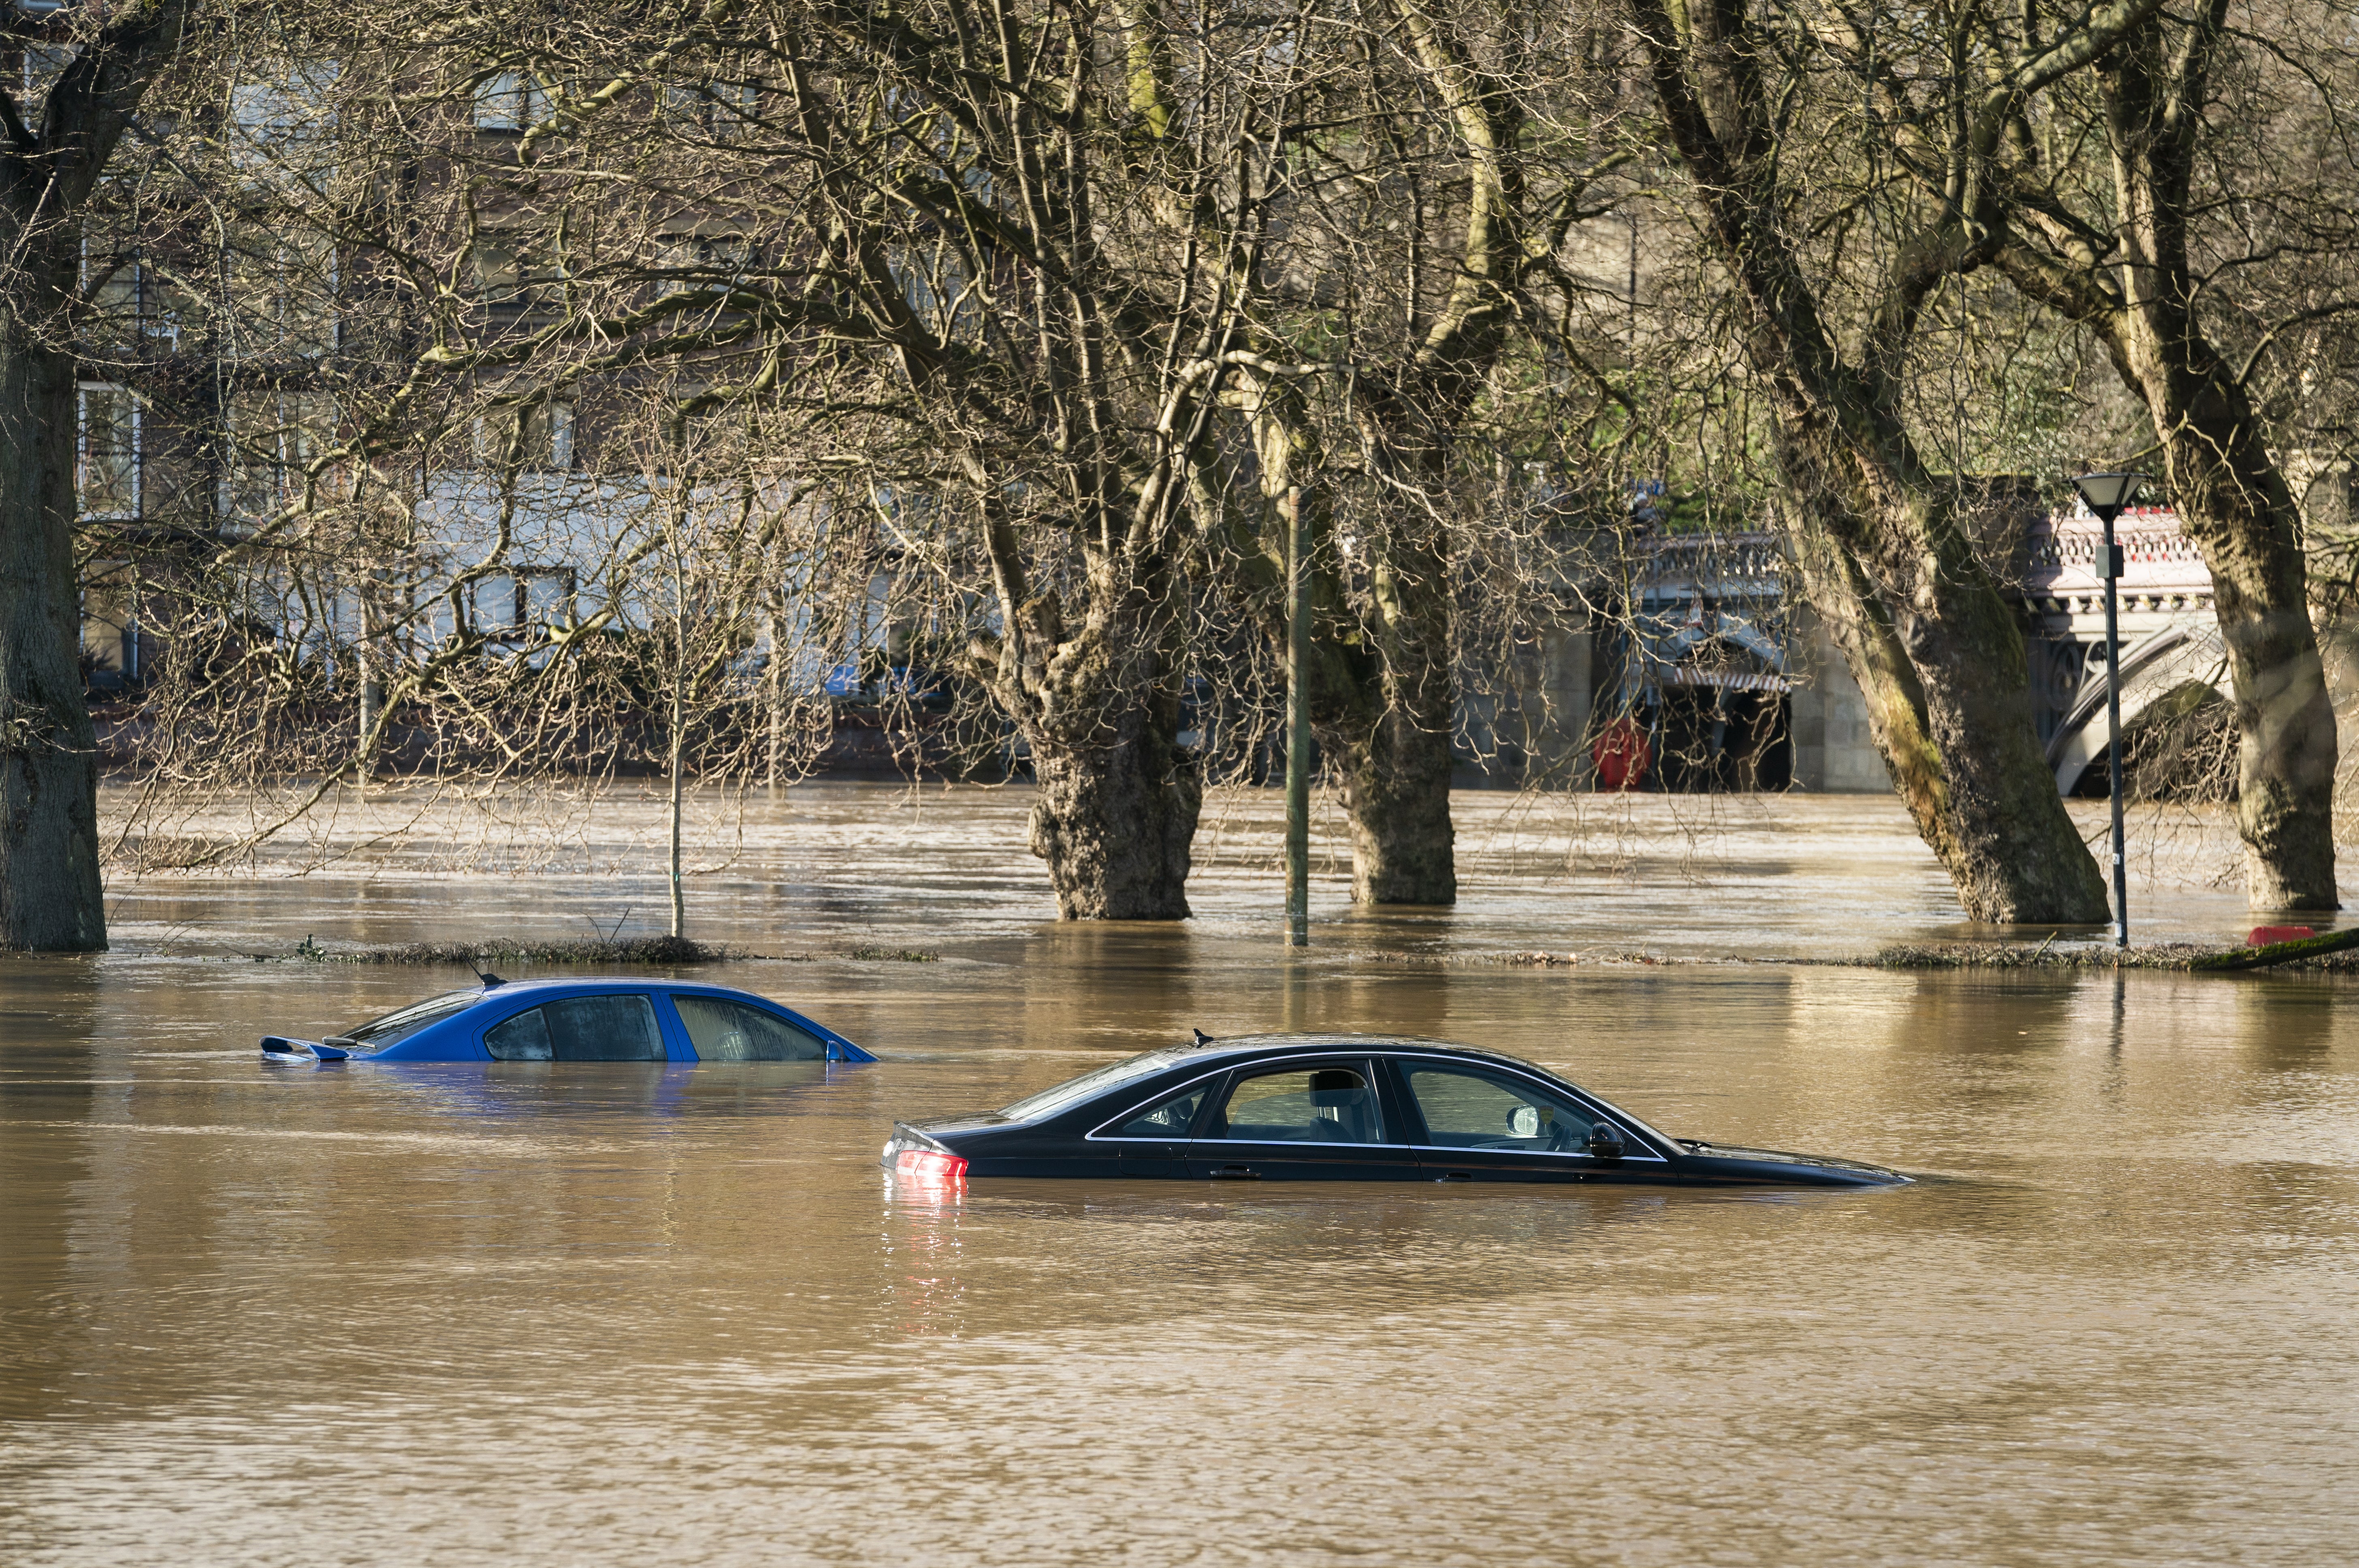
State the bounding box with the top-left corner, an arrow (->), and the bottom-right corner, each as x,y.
2103,509 -> 2128,948
1285,483 -> 1310,948
2072,471 -> 2146,950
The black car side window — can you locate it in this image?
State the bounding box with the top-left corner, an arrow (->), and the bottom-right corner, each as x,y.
1403,1066 -> 1597,1153
1106,1083 -> 1213,1138
1204,1065 -> 1384,1144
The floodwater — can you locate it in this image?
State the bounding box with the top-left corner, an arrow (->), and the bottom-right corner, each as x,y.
5,786 -> 2357,1565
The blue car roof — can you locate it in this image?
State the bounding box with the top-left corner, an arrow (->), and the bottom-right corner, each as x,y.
309,977 -> 876,1064
464,976 -> 751,996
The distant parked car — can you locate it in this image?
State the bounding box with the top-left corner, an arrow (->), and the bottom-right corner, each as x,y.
882,1034 -> 1907,1187
260,979 -> 877,1064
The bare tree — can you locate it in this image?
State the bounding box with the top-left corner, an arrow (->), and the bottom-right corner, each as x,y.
1988,0 -> 2357,909
1622,0 -> 2177,922
90,9 -> 853,879
678,0 -> 1336,917
1210,0 -> 1633,905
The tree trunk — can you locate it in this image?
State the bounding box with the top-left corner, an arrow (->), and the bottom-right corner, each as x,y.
1026,700 -> 1200,919
1781,448 -> 2112,922
1338,703 -> 1455,905
1242,374 -> 1460,905
2101,15 -> 2337,910
0,0 -> 194,950
1333,535 -> 1458,904
0,322 -> 107,950
1320,524 -> 1460,905
2136,369 -> 2338,908
1994,3 -> 2338,910
1636,0 -> 2116,926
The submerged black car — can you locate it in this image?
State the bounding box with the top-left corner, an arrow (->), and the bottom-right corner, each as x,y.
883,1034 -> 1909,1187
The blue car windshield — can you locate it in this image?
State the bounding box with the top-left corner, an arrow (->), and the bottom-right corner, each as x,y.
341,990 -> 485,1046
998,1047 -> 1202,1123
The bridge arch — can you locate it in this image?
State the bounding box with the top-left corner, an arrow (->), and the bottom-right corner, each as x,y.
2045,623 -> 2230,795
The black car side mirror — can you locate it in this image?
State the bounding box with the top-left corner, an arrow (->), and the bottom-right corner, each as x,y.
1586,1123 -> 1625,1160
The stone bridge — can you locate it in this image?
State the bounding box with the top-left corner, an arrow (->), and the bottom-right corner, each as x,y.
2020,508 -> 2227,793
1537,508 -> 2240,795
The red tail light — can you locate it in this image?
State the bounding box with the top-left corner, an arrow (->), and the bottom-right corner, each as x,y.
894,1148 -> 968,1180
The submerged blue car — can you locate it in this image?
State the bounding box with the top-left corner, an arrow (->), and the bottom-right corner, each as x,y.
260,978 -> 877,1064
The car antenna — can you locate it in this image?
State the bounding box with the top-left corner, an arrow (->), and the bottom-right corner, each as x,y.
473,965 -> 505,989
1192,1028 -> 1214,1047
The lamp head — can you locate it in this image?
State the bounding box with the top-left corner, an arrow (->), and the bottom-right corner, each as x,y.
2071,471 -> 2147,520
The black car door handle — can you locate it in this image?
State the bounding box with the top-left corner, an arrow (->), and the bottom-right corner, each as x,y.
1437,1171 -> 1473,1182
1214,1164 -> 1260,1179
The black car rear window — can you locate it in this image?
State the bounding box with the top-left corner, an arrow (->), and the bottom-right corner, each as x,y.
998,1047 -> 1202,1122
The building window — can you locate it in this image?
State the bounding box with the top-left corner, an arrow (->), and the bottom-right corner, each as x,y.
228,60 -> 338,168
221,391 -> 335,527
662,75 -> 757,138
659,232 -> 755,285
474,71 -> 550,131
471,399 -> 575,471
77,383 -> 140,520
473,566 -> 576,641
20,42 -> 69,106
473,234 -> 564,314
81,250 -> 143,349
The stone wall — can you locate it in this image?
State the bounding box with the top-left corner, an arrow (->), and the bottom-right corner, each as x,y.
1785,605 -> 1890,793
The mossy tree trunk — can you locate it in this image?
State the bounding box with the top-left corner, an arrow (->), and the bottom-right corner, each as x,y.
1226,0 -> 1611,908
1996,3 -> 2338,910
1634,0 -> 2147,922
1241,378 -> 1456,905
988,533 -> 1200,921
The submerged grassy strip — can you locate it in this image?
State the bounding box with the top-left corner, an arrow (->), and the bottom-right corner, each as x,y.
1862,937 -> 2359,971
1368,942 -> 2359,973
242,936 -> 942,965
253,935 -> 739,965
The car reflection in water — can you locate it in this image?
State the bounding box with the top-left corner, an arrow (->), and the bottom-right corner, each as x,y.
883,1034 -> 1910,1188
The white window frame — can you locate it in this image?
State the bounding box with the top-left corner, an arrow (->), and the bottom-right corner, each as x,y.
76,382 -> 141,521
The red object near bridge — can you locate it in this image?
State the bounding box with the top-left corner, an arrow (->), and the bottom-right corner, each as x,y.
1593,718 -> 1652,792
2248,926 -> 2316,948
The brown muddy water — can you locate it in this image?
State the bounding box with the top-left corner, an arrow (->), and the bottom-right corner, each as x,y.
5,785 -> 2357,1565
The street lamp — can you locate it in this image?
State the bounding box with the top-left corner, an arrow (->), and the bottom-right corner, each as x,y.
2070,470 -> 2149,948
1285,484 -> 1310,948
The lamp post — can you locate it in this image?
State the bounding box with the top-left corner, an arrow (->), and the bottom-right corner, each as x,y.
2070,470 -> 2148,948
1284,484 -> 1310,948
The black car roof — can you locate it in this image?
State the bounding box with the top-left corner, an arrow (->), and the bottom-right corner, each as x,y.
1180,1034 -> 1552,1075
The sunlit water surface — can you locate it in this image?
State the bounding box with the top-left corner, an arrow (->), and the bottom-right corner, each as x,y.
6,787 -> 2357,1565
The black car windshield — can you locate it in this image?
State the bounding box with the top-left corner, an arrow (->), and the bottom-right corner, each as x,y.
998,1047 -> 1202,1122
340,990 -> 486,1046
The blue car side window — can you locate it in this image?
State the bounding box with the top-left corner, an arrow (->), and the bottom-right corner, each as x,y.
485,996 -> 663,1062
544,995 -> 665,1061
485,1008 -> 554,1061
673,996 -> 825,1061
